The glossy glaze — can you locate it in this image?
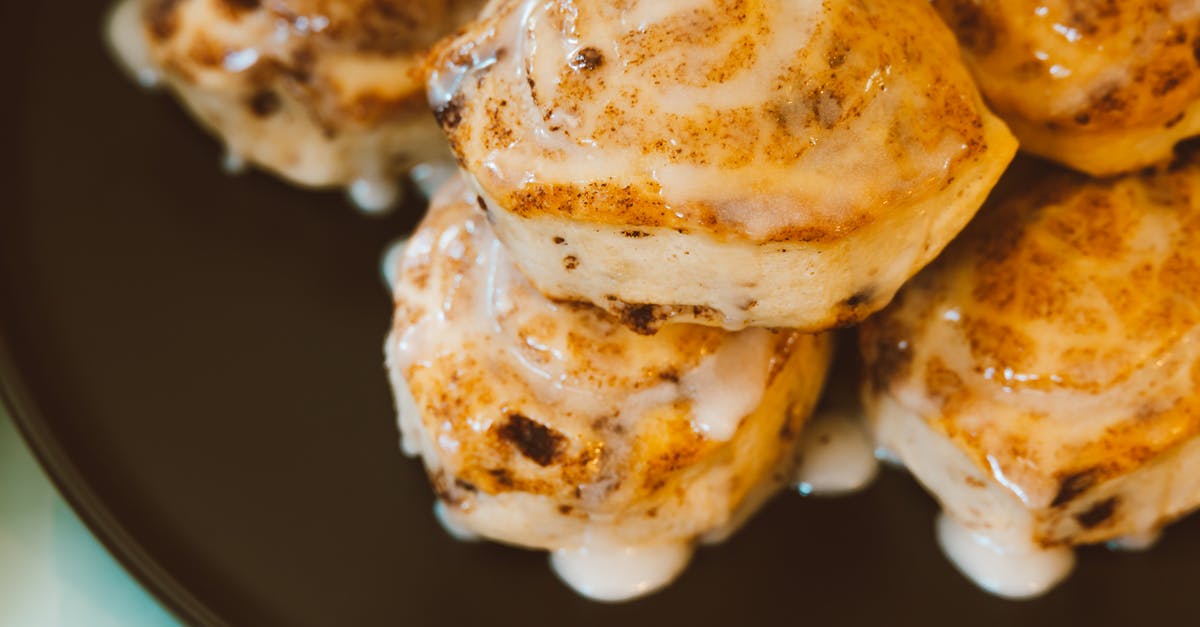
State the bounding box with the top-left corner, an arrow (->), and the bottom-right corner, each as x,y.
108,0 -> 482,202
935,0 -> 1200,175
385,175 -> 832,600
863,157 -> 1200,595
426,0 -> 1017,330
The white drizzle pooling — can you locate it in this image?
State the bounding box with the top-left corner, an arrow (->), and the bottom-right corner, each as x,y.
434,500 -> 481,542
106,0 -> 161,88
380,238 -> 409,291
386,176 -> 820,602
550,535 -> 692,603
682,328 -> 771,440
1106,529 -> 1162,552
794,410 -> 879,497
936,513 -> 1075,599
349,177 -> 402,215
222,152 -> 248,175
410,162 -> 458,200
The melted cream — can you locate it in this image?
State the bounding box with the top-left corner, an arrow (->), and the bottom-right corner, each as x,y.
681,328 -> 771,440
794,410 -> 879,497
410,162 -> 459,200
222,152 -> 248,175
936,513 -> 1075,599
434,501 -> 481,542
1106,529 -> 1162,552
106,0 -> 161,88
349,177 -> 402,215
380,238 -> 409,291
550,535 -> 692,603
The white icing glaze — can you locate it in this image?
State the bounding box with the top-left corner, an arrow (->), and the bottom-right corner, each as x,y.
106,0 -> 161,88
410,162 -> 460,200
434,501 -> 481,542
380,238 -> 409,291
550,535 -> 692,603
1106,529 -> 1162,552
389,178 -> 774,441
681,328 -> 771,441
433,0 -> 986,238
349,177 -> 402,215
222,152 -> 248,175
874,445 -> 906,468
936,513 -> 1075,599
794,410 -> 879,497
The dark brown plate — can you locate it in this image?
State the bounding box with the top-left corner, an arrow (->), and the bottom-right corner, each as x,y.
2,2 -> 1198,625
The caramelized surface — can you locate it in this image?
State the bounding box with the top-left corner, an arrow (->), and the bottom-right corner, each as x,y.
864,157 -> 1200,520
429,0 -> 1012,242
123,0 -> 483,187
935,0 -> 1200,175
386,176 -> 832,548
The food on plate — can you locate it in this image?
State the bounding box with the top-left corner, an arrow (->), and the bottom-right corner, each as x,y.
106,0 -> 483,211
933,0 -> 1200,177
861,155 -> 1200,598
386,175 -> 832,601
426,0 -> 1016,332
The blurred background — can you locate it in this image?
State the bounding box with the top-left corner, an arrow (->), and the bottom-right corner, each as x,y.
0,408 -> 177,627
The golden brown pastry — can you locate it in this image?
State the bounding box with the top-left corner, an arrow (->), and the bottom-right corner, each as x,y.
426,0 -> 1016,332
862,156 -> 1200,598
386,175 -> 831,601
934,0 -> 1200,176
107,0 -> 483,210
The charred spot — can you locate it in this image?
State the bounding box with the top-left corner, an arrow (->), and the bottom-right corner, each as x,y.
433,94 -> 464,131
1051,468 -> 1100,507
553,236 -> 566,245
619,304 -> 661,335
557,505 -> 573,515
475,196 -> 488,213
430,471 -> 459,504
1166,112 -> 1187,129
862,322 -> 913,394
658,369 -> 679,383
563,255 -> 579,270
1194,37 -> 1200,66
845,288 -> 875,308
1152,65 -> 1189,98
1075,497 -> 1119,529
621,230 -> 651,238
147,0 -> 184,41
827,40 -> 849,69
1074,112 -> 1091,126
778,415 -> 795,440
570,47 -> 604,71
1092,87 -> 1127,115
937,0 -> 998,54
219,0 -> 260,13
246,89 -> 281,118
286,47 -> 316,84
487,467 -> 515,488
496,414 -> 566,467
454,478 -> 478,493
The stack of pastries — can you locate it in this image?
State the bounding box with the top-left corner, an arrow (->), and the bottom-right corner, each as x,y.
388,0 -> 1014,600
110,0 -> 1200,603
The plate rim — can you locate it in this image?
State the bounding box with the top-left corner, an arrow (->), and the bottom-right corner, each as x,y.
0,326 -> 226,627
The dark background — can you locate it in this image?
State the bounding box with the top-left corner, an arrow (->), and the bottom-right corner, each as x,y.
0,2 -> 1195,625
